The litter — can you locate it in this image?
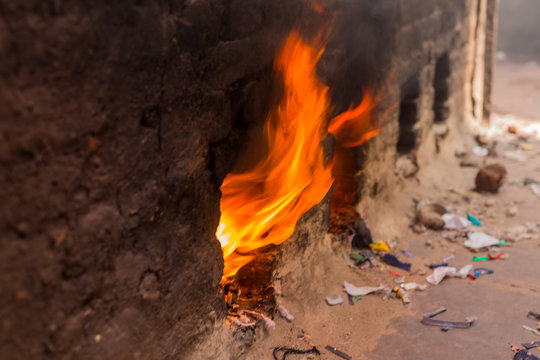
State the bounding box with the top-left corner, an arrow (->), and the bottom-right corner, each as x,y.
472,146 -> 488,156
530,184 -> 540,197
442,213 -> 471,230
420,307 -> 476,330
389,270 -> 402,277
503,225 -> 537,242
347,294 -> 362,305
237,309 -> 275,330
524,178 -> 540,186
426,267 -> 456,285
514,349 -> 540,360
473,267 -> 494,278
350,252 -> 367,262
326,295 -> 344,306
473,252 -> 505,261
325,345 -> 352,360
401,282 -> 427,291
276,301 -> 294,322
401,250 -> 415,258
393,287 -> 411,304
523,325 -> 540,336
528,312 -> 540,320
522,341 -> 540,350
520,143 -> 533,151
465,232 -> 500,249
382,253 -> 412,271
467,212 -> 482,226
429,263 -> 448,269
443,254 -> 455,262
369,241 -> 390,253
273,346 -> 320,360
343,281 -> 386,296
455,264 -> 473,278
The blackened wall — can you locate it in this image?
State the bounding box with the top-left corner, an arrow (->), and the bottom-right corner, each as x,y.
0,0 -> 494,359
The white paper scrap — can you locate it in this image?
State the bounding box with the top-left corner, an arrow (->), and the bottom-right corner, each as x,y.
426,267 -> 456,285
442,213 -> 471,230
455,264 -> 473,279
325,295 -> 344,306
464,232 -> 499,249
343,281 -> 386,296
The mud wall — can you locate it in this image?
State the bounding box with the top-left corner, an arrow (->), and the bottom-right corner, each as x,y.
0,0 -> 495,359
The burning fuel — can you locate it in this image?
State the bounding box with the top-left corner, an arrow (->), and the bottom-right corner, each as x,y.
216,28 -> 380,282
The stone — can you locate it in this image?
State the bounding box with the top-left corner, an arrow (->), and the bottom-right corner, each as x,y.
506,206 -> 518,217
395,155 -> 419,178
415,203 -> 446,230
475,163 -> 507,192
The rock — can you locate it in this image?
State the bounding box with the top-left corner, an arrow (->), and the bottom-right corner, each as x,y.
415,203 -> 446,230
475,163 -> 507,192
506,206 -> 518,217
395,155 -> 418,178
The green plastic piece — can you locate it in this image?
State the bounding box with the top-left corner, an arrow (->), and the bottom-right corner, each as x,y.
473,255 -> 489,261
350,252 -> 367,262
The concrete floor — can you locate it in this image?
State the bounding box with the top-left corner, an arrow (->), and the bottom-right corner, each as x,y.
364,60 -> 540,360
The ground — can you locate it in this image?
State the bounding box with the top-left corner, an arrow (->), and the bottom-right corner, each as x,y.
239,60 -> 540,360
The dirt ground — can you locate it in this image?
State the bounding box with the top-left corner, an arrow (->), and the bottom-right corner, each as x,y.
239,60 -> 540,360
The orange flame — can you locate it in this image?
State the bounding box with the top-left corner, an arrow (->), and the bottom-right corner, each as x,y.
216,29 -> 380,280
328,91 -> 380,148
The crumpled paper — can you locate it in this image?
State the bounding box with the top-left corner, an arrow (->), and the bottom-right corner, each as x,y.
426,266 -> 456,285
464,231 -> 499,249
343,281 -> 386,296
426,264 -> 473,285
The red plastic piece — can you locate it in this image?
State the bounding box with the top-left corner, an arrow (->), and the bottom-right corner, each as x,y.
389,270 -> 402,277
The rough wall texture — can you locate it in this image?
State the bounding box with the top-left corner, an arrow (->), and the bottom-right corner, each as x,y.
0,1 -> 303,358
0,0 -> 494,359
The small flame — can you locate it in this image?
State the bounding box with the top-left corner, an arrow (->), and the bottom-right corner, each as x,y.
216,29 -> 381,281
328,91 -> 380,148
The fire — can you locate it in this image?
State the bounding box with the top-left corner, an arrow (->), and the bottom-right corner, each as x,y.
216,29 -> 380,280
328,91 -> 380,148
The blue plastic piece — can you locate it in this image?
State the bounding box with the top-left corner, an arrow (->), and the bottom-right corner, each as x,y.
467,212 -> 482,226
